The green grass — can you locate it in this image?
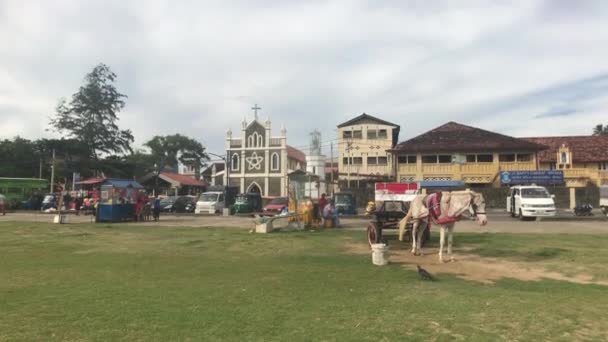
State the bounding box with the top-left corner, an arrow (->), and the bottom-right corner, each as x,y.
1,222 -> 608,341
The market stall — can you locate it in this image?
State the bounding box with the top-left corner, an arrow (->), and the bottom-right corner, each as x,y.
96,179 -> 144,222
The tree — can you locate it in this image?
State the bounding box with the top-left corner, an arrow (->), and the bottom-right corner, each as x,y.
49,63 -> 134,159
144,134 -> 209,179
0,137 -> 41,178
178,139 -> 208,180
593,124 -> 608,136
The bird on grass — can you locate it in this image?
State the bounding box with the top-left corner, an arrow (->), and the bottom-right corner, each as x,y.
417,265 -> 435,281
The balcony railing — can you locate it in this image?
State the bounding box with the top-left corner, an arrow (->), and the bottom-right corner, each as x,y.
365,165 -> 391,174
421,163 -> 456,174
270,138 -> 282,146
461,163 -> 496,174
230,139 -> 242,148
398,164 -> 417,174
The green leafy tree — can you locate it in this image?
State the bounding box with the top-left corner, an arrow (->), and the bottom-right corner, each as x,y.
593,124 -> 608,136
0,137 -> 41,178
49,63 -> 134,159
144,134 -> 209,179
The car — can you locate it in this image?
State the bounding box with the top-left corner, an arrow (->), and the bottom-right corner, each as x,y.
159,196 -> 177,212
173,195 -> 197,213
263,197 -> 288,214
334,192 -> 357,215
40,194 -> 58,211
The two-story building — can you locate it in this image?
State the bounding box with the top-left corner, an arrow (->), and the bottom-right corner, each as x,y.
523,136 -> 608,187
337,113 -> 400,183
391,122 -> 546,186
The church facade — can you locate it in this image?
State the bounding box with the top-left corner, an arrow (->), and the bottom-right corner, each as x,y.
225,114 -> 305,197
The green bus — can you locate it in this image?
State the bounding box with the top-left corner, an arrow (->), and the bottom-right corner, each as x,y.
0,177 -> 49,209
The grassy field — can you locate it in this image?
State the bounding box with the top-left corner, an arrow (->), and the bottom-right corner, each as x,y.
1,222 -> 608,341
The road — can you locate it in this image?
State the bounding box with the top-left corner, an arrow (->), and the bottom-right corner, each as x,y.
1,211 -> 607,234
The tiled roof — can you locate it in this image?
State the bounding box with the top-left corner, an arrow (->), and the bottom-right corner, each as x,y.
393,122 -> 546,153
161,172 -> 208,187
75,177 -> 105,185
337,113 -> 399,128
287,145 -> 306,163
522,136 -> 608,163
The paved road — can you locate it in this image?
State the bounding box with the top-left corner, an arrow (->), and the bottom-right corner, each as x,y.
1,211 -> 607,234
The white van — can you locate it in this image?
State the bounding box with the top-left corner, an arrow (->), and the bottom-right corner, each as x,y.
195,191 -> 224,214
600,186 -> 608,216
507,185 -> 556,219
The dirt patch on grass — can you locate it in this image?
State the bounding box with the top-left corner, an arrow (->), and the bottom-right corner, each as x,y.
343,241 -> 608,286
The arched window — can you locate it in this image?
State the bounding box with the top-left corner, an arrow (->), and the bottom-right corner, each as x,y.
271,152 -> 280,171
248,132 -> 261,147
231,153 -> 239,171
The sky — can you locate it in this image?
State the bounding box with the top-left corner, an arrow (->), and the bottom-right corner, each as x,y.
1,0 -> 607,158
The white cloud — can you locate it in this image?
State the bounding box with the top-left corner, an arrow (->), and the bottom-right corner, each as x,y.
1,0 -> 608,155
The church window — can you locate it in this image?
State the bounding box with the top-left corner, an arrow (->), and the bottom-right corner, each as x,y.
271,152 -> 280,171
231,154 -> 240,171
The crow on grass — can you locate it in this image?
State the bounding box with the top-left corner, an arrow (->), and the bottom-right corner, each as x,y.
417,265 -> 434,281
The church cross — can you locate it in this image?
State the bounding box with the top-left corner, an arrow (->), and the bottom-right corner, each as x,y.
251,104 -> 261,120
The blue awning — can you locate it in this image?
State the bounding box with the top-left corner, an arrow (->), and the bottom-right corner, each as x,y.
102,179 -> 144,189
419,180 -> 465,188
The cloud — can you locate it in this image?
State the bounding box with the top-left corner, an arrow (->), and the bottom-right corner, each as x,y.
1,0 -> 608,155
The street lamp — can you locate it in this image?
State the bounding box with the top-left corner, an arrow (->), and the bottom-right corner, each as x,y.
153,162 -> 160,196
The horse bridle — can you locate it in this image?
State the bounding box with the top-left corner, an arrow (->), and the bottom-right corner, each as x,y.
471,197 -> 486,216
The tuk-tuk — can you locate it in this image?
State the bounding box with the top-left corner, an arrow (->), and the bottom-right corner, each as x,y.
233,193 -> 263,214
334,192 -> 357,215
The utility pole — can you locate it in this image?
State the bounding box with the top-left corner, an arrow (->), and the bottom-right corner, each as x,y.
330,142 -> 334,196
50,148 -> 56,193
39,158 -> 42,179
346,139 -> 353,188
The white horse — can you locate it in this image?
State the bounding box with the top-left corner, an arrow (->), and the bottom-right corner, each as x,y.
398,190 -> 488,262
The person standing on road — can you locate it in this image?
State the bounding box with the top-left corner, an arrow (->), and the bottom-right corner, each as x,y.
0,194 -> 6,216
153,195 -> 161,221
318,193 -> 328,224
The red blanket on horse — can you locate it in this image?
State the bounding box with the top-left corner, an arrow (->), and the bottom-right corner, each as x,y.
426,192 -> 460,226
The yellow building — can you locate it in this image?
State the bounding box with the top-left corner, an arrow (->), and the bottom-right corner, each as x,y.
336,113 -> 400,183
391,122 -> 546,186
523,136 -> 608,187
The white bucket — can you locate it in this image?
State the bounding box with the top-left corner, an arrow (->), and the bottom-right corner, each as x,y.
371,243 -> 389,266
53,215 -> 68,224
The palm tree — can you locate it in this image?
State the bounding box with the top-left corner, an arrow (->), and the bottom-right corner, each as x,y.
593,124 -> 608,136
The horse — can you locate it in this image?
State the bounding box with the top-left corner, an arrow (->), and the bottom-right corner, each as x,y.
398,190 -> 487,262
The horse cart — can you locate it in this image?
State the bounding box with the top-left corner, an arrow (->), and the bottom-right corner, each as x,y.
366,183 -> 430,246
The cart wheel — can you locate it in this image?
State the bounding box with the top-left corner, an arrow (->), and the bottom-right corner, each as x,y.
367,222 -> 382,246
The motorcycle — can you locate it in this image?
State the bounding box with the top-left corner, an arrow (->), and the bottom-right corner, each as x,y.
574,203 -> 593,216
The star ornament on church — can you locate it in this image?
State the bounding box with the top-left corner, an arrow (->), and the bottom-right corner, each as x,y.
246,152 -> 264,170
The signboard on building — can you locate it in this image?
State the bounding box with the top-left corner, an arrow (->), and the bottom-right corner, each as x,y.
500,171 -> 564,185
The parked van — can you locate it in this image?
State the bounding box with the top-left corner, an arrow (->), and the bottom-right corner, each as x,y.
195,185 -> 239,214
507,185 -> 556,219
195,191 -> 224,214
600,185 -> 608,216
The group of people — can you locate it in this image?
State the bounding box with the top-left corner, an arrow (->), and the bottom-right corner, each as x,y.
134,194 -> 162,222
318,193 -> 340,227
